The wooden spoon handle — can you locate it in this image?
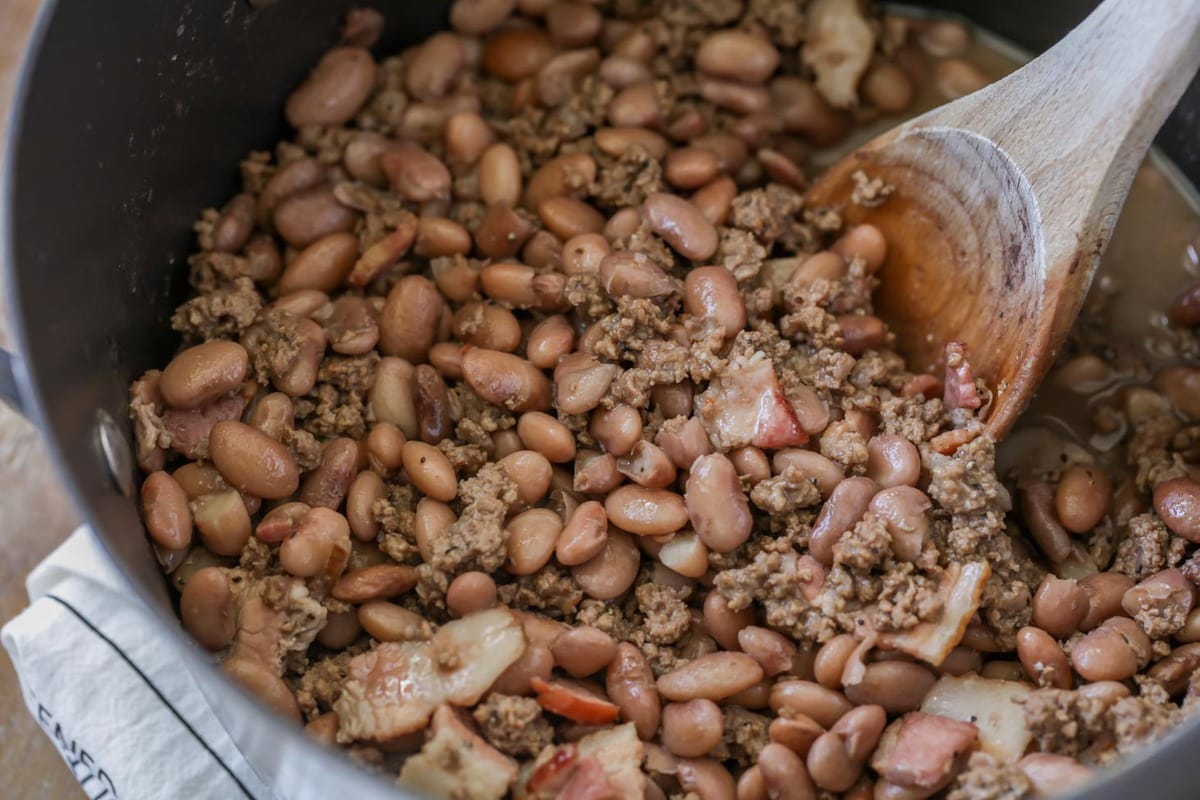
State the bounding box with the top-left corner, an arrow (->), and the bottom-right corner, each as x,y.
939,0 -> 1200,268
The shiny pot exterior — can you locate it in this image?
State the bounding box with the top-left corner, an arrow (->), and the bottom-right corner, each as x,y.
4,1 -> 1199,798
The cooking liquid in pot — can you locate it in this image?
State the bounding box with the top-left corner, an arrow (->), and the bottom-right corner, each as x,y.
128,4 -> 1200,799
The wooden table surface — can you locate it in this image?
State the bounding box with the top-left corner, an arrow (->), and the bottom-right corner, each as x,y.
1,0 -> 89,795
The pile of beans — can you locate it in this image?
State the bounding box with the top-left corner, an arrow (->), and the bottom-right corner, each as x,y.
130,1 -> 1200,798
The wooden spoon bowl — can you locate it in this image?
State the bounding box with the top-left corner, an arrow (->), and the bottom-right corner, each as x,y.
807,0 -> 1200,438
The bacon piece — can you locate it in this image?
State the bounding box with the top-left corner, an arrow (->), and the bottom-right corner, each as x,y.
871,712 -> 979,790
557,758 -> 618,800
531,677 -> 621,724
921,674 -> 1033,763
943,341 -> 982,411
876,562 -> 990,666
400,705 -> 518,800
695,356 -> 808,450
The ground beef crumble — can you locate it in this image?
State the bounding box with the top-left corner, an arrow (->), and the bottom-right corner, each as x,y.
472,694 -> 555,758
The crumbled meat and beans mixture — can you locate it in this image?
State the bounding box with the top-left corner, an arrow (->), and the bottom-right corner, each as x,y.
130,1 -> 1200,797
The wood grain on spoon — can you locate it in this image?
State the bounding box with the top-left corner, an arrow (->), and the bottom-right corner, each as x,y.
807,0 -> 1200,438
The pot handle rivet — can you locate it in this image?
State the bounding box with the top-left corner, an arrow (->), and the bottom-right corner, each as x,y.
95,409 -> 134,498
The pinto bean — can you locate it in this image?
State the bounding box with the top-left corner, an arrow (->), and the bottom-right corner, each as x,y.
809,477 -> 877,565
868,486 -> 931,563
526,315 -> 575,370
696,30 -> 780,84
274,187 -> 357,248
379,275 -> 442,363
643,193 -> 719,261
1032,575 -> 1089,638
462,348 -> 553,412
484,26 -> 556,81
555,353 -> 619,415
180,567 -> 236,650
279,507 -> 351,579
1071,616 -> 1152,681
606,642 -> 660,740
842,661 -> 935,713
572,528 -> 639,600
864,435 -> 921,488
370,358 -> 418,438
1154,477 -> 1200,542
1054,464 -> 1112,533
684,453 -> 753,553
209,421 -> 299,499
551,626 -> 618,677
160,342 -> 248,410
556,501 -> 609,566
616,440 -> 676,488
685,266 -> 745,338
814,634 -> 857,689
1017,626 -> 1072,689
524,152 -> 596,210
141,471 -> 193,551
658,652 -> 764,702
286,46 -> 376,128
1079,572 -> 1135,632
769,681 -> 852,729
738,627 -> 797,677
223,657 -> 301,723
537,47 -> 601,106
663,699 -> 725,758
1019,477 -> 1074,564
445,571 -> 498,618
346,470 -> 386,542
413,364 -> 453,444
499,450 -> 554,506
758,744 -> 817,800
605,485 -> 688,536
332,564 -> 418,603
402,441 -> 457,502
506,508 -> 563,575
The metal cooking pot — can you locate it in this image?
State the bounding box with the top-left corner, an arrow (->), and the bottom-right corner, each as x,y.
4,1 -> 1199,798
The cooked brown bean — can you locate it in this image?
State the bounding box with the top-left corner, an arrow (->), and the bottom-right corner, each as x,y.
607,82 -> 661,128
699,591 -> 753,652
274,187 -> 357,248
1147,642 -> 1200,695
411,363 -> 451,444
554,353 -> 619,415
836,314 -> 887,357
523,152 -> 596,210
445,571 -> 498,618
1154,477 -> 1200,542
365,421 -> 406,477
685,453 -> 753,553
643,193 -> 719,261
323,296 -> 379,355
379,275 -> 442,363
478,143 -> 523,207
842,661 -> 935,713
572,527 -> 639,600
498,450 -> 554,506
685,266 -> 745,339
1079,572 -> 1135,631
813,634 -> 857,689
412,499 -> 455,563
332,564 -> 418,604
545,1 -> 602,46
286,46 -> 376,128
255,502 -> 309,544
160,341 -> 248,410
358,600 -> 431,642
299,437 -> 358,509
243,234 -> 284,283
1055,464 -> 1112,533
514,412 -> 575,464
180,567 -> 236,650
736,766 -> 767,800
190,490 -> 252,556
525,232 -> 568,272
278,232 -> 359,294
462,348 -> 552,412
551,625 -> 617,677
696,30 -> 779,84
279,507 -> 351,579
604,484 -> 688,536
597,54 -> 653,88
406,32 -> 466,101
401,441 -> 457,501
380,143 -> 451,204
415,216 -> 472,258
1076,680 -> 1131,705
655,531 -> 707,578
1019,477 -> 1074,564
369,358 -> 418,438
663,699 -> 725,758
665,147 -> 723,190
654,417 -> 711,471
561,233 -> 610,277
729,446 -> 771,484
861,61 -> 915,113
345,470 -> 386,542
758,743 -> 817,800
258,157 -> 327,229
537,47 -> 601,106
658,652 -> 764,702
450,302 -> 521,353
689,176 -> 738,227
868,486 -> 931,563
1178,607 -> 1200,642
1018,753 -> 1092,796
537,196 -> 605,240
809,477 -> 877,565
1153,364 -> 1200,419
769,681 -> 852,728
556,500 -> 608,566
737,627 -> 797,677
317,609 -> 362,651
772,450 -> 843,499
209,420 -> 299,499
141,471 -> 193,551
1017,626 -> 1072,689
615,440 -> 676,489
223,657 -> 301,724
505,508 -> 562,575
444,111 -> 493,168
208,192 -> 255,253
1071,616 -> 1152,681
478,263 -> 536,308
1032,574 -> 1089,638
1123,568 -> 1195,627
594,126 -> 669,161
573,448 -> 617,493
864,434 -> 921,488
598,250 -> 675,300
606,642 -> 660,739
525,315 -> 575,370
483,26 -> 556,81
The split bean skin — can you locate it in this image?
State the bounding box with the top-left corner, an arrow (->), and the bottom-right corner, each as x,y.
132,4 -> 1200,796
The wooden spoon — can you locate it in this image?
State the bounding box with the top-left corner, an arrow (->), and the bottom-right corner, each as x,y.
806,0 -> 1200,438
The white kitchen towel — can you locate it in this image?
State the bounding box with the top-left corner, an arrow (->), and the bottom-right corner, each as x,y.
1,527 -> 275,800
